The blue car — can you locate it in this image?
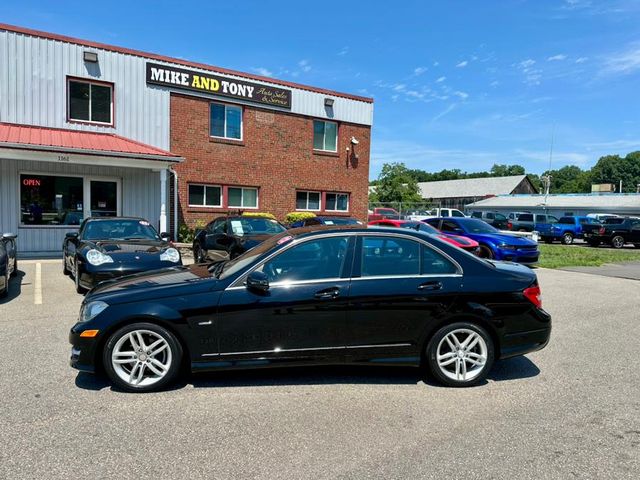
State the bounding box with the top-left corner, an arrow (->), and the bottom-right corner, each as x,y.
289,216 -> 363,228
425,217 -> 540,264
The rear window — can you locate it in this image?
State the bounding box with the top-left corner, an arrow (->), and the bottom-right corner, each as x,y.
604,218 -> 625,224
471,212 -> 482,218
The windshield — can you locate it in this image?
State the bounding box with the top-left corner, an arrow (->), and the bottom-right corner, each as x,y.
228,218 -> 286,236
458,219 -> 499,234
82,219 -> 160,241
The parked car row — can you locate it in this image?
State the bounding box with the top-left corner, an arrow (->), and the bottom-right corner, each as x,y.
584,217 -> 640,248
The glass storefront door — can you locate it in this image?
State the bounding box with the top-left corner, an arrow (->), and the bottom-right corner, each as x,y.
89,179 -> 120,217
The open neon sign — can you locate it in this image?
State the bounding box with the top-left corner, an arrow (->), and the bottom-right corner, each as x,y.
22,178 -> 42,187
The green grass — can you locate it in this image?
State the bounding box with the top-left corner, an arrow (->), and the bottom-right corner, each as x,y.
537,244 -> 640,269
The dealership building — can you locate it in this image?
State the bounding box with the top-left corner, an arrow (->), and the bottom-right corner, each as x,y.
0,23 -> 373,256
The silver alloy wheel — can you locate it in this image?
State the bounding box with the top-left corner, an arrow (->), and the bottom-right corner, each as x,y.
436,328 -> 488,382
111,329 -> 173,387
612,236 -> 625,248
563,233 -> 573,244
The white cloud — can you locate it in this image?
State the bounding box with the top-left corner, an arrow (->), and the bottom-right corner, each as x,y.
338,46 -> 349,56
489,80 -> 500,87
252,67 -> 273,77
393,83 -> 406,92
547,54 -> 567,61
435,76 -> 446,83
433,61 -> 440,66
601,42 -> 640,75
575,57 -> 589,63
432,103 -> 457,122
519,59 -> 536,68
454,91 -> 469,100
456,60 -> 468,68
413,66 -> 428,76
516,59 -> 542,85
298,59 -> 311,72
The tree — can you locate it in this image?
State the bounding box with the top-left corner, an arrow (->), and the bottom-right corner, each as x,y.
374,162 -> 423,203
591,152 -> 640,193
541,165 -> 592,193
490,164 -> 526,177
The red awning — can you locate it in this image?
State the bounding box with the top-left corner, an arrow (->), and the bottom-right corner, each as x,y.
0,122 -> 182,162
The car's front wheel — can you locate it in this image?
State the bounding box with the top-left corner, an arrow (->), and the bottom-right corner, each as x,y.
74,261 -> 86,294
103,323 -> 183,393
193,242 -> 207,263
562,232 -> 574,245
426,322 -> 494,387
477,245 -> 493,259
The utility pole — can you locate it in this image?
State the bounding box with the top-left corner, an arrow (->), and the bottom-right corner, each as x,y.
541,174 -> 552,211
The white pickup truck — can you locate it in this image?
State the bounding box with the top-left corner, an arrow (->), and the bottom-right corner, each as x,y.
406,208 -> 467,221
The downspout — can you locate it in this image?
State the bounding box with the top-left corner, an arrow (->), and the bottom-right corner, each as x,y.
169,165 -> 179,242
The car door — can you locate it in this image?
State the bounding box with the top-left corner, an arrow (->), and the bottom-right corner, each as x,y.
215,234 -> 354,364
204,218 -> 234,255
630,220 -> 640,243
346,233 -> 462,365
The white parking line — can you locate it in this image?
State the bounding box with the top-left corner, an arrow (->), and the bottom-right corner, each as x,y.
34,263 -> 42,305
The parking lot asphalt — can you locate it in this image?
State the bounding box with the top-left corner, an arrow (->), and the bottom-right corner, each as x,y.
1,260 -> 639,479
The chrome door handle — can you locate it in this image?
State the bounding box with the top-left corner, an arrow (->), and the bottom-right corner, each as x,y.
314,287 -> 340,299
418,281 -> 442,291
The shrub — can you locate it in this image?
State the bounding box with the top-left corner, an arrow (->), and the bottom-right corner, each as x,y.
177,220 -> 207,243
242,212 -> 276,219
285,211 -> 316,224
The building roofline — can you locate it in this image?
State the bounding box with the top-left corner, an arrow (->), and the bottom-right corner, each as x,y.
0,22 -> 374,104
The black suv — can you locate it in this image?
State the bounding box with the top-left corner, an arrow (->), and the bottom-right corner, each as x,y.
584,217 -> 640,248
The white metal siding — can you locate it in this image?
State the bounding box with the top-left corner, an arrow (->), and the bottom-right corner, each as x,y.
0,158 -> 160,255
0,29 -> 373,140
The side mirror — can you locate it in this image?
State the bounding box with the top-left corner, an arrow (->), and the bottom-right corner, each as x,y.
160,232 -> 170,240
2,232 -> 17,240
246,270 -> 269,293
65,232 -> 78,239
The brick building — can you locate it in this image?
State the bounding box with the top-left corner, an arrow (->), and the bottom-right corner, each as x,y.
0,23 -> 373,255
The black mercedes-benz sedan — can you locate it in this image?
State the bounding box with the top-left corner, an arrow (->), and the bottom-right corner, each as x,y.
63,217 -> 182,294
1,232 -> 18,298
69,226 -> 551,392
192,215 -> 287,263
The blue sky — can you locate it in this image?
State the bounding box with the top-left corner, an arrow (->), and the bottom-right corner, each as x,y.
4,0 -> 640,179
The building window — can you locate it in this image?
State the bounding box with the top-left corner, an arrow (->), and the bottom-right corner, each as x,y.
313,120 -> 337,152
228,187 -> 258,208
68,79 -> 113,124
325,192 -> 349,212
188,184 -> 222,207
20,174 -> 84,226
210,103 -> 242,140
296,191 -> 321,211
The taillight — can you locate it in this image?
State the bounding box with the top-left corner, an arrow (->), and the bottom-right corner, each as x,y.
523,284 -> 542,309
599,227 -> 605,235
507,221 -> 513,230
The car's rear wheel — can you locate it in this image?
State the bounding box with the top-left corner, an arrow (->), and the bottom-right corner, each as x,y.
62,256 -> 70,276
11,259 -> 18,277
0,270 -> 8,298
193,243 -> 207,263
426,322 -> 494,387
562,232 -> 574,245
611,236 -> 625,249
477,245 -> 493,259
103,323 -> 182,393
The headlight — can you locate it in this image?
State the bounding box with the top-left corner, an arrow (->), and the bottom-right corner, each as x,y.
86,249 -> 114,266
160,247 -> 180,263
80,301 -> 108,322
500,244 -> 517,250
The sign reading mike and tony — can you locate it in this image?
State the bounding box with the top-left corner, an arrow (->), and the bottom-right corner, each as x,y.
146,62 -> 292,109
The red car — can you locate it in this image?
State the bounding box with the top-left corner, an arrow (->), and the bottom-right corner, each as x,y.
368,219 -> 480,254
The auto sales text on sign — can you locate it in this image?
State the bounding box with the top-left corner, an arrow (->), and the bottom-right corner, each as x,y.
146,62 -> 292,109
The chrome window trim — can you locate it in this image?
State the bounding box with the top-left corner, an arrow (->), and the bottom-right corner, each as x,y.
227,230 -> 463,290
202,342 -> 413,357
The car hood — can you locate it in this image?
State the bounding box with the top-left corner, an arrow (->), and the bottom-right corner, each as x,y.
465,232 -> 537,246
86,264 -> 219,303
